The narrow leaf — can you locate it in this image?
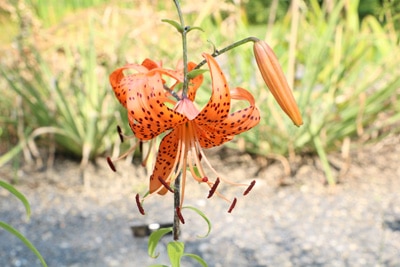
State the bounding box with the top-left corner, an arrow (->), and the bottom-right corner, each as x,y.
187,26 -> 204,33
167,241 -> 184,267
182,206 -> 211,238
183,253 -> 208,267
187,69 -> 208,80
0,180 -> 31,219
161,19 -> 183,33
148,227 -> 173,258
0,221 -> 48,267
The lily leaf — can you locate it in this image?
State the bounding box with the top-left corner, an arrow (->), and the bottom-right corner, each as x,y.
182,206 -> 211,238
162,19 -> 183,33
148,227 -> 173,258
0,221 -> 48,267
167,241 -> 184,267
183,253 -> 208,267
186,26 -> 204,33
0,180 -> 31,219
187,69 -> 208,80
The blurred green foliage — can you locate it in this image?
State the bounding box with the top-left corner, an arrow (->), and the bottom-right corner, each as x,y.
0,0 -> 399,184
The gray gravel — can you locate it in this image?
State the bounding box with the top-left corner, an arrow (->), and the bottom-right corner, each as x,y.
1,136 -> 400,267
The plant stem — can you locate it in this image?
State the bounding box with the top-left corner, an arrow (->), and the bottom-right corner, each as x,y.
172,0 -> 186,242
173,172 -> 181,240
194,36 -> 260,69
173,0 -> 189,97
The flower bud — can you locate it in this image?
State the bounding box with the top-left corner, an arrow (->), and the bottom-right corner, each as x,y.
253,40 -> 303,126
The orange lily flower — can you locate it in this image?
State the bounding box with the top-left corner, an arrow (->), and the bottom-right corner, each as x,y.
109,53 -> 260,213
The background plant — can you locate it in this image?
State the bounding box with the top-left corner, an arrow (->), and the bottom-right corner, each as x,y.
1,0 -> 399,179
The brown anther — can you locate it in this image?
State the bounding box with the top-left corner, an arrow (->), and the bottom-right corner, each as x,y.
202,177 -> 208,183
135,193 -> 145,215
243,180 -> 256,196
228,197 -> 237,213
158,176 -> 174,193
176,207 -> 185,224
117,125 -> 124,142
207,177 -> 220,198
107,157 -> 116,172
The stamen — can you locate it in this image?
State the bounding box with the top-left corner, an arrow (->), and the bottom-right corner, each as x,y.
117,125 -> 124,142
107,157 -> 116,172
135,193 -> 145,215
158,176 -> 174,193
176,207 -> 185,224
207,177 -> 220,198
202,177 -> 208,183
228,197 -> 237,213
243,180 -> 256,196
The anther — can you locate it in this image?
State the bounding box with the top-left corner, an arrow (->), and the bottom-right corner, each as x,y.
117,125 -> 124,142
202,177 -> 208,183
158,176 -> 174,193
228,198 -> 237,213
207,177 -> 220,198
107,157 -> 116,172
243,180 -> 256,196
135,193 -> 145,215
176,207 -> 185,224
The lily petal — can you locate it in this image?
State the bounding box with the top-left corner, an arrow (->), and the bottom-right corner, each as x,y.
149,129 -> 180,194
126,73 -> 188,140
196,87 -> 260,148
196,53 -> 231,123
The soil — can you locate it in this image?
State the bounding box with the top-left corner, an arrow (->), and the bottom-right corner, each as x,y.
0,134 -> 399,267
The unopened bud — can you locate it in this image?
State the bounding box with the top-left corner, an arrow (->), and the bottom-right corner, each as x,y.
253,40 -> 303,126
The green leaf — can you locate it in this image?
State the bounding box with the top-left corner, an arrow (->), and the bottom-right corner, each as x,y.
187,69 -> 208,80
167,241 -> 184,267
183,253 -> 208,267
161,19 -> 183,33
186,26 -> 204,33
0,221 -> 48,267
148,227 -> 173,258
0,180 -> 31,219
182,206 -> 211,238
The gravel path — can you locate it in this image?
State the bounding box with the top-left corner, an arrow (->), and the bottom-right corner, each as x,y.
1,136 -> 399,267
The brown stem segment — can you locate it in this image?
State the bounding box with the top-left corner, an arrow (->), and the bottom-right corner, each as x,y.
173,172 -> 181,240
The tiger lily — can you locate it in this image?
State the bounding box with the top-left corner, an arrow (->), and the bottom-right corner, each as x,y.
109,53 -> 260,213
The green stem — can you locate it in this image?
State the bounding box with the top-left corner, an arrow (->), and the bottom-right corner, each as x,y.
195,36 -> 260,69
172,0 -> 185,240
173,0 -> 189,97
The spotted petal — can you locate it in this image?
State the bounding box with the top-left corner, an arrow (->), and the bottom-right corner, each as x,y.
126,73 -> 188,140
195,53 -> 231,124
149,129 -> 180,194
196,87 -> 260,148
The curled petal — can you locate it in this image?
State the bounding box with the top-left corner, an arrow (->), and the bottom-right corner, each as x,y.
196,87 -> 260,148
196,53 -> 231,123
126,74 -> 188,140
109,63 -> 149,108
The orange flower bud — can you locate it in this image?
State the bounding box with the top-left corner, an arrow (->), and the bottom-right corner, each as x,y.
253,40 -> 303,126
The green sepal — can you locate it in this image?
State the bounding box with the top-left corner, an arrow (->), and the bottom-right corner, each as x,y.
148,227 -> 173,258
162,19 -> 183,33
